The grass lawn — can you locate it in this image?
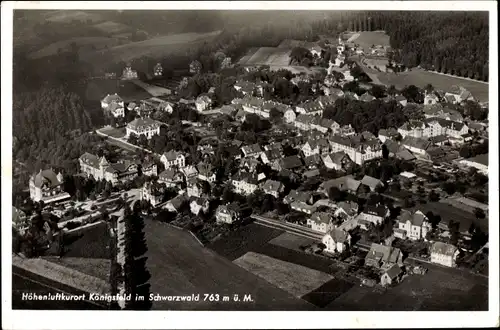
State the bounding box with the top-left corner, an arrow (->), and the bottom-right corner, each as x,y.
83,79 -> 153,102
49,257 -> 110,281
144,220 -> 311,310
98,126 -> 126,138
240,47 -> 292,66
301,277 -> 355,307
374,69 -> 489,102
234,252 -> 334,298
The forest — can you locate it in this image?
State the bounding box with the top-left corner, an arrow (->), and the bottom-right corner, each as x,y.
342,11 -> 489,81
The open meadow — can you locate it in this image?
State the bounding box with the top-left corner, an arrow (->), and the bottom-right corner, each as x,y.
350,31 -> 391,48
144,220 -> 311,310
238,47 -> 292,66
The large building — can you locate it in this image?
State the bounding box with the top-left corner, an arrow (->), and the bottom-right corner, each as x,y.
430,242 -> 460,267
329,134 -> 383,165
29,169 -> 70,203
122,64 -> 138,80
160,150 -> 186,169
79,153 -> 138,185
141,181 -> 165,207
125,118 -> 162,139
101,93 -> 125,118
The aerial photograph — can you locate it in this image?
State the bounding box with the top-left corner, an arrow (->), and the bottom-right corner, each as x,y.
10,8 -> 490,312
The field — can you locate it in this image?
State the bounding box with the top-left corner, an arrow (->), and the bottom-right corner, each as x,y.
60,222 -> 111,259
413,202 -> 488,233
48,257 -> 110,281
81,31 -> 222,67
83,79 -> 153,102
132,80 -> 172,97
350,31 -> 391,48
238,47 -> 292,66
268,232 -> 316,251
98,126 -> 126,139
328,263 -> 487,311
92,21 -> 130,34
234,252 -> 334,298
363,67 -> 489,102
144,220 -> 311,310
42,10 -> 103,23
28,36 -> 121,59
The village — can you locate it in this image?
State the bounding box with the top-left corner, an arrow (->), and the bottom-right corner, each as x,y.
12,30 -> 489,309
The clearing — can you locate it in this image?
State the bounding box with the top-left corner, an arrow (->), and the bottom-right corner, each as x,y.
351,31 -> 391,49
83,79 -> 153,102
238,47 -> 292,66
132,80 -> 172,97
42,10 -> 103,23
46,257 -> 110,281
28,36 -> 121,60
144,220 -> 311,310
92,21 -> 131,34
234,252 -> 334,298
268,232 -> 316,251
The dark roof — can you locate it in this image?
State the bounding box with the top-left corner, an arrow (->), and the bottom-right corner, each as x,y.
399,210 -> 427,227
363,204 -> 389,218
32,169 -> 62,188
385,264 -> 403,279
464,153 -> 488,166
366,243 -> 402,264
279,155 -> 303,170
127,117 -> 161,130
361,175 -> 383,189
401,136 -> 432,151
262,179 -> 283,193
304,154 -> 322,167
430,242 -> 458,256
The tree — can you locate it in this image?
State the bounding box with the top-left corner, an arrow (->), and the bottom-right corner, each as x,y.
428,190 -> 440,202
382,144 -> 389,160
328,187 -> 346,201
474,208 -> 486,219
371,85 -> 386,99
424,84 -> 434,94
269,107 -> 283,124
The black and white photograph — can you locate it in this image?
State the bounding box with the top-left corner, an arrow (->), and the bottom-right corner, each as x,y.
2,1 -> 498,329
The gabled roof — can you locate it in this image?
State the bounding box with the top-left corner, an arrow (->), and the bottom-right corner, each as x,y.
311,212 -> 332,224
262,179 -> 283,193
361,175 -> 383,190
162,150 -> 184,161
430,242 -> 458,256
363,204 -> 389,218
395,95 -> 407,102
102,93 -> 122,104
284,190 -> 312,204
241,143 -> 262,155
399,210 -> 427,227
359,92 -> 376,102
196,163 -> 215,177
336,201 -> 359,217
295,114 -> 315,125
279,155 -> 303,170
32,169 -> 62,188
159,168 -> 183,181
378,128 -> 399,137
304,154 -> 322,167
323,175 -> 361,193
401,136 -> 432,151
366,243 -> 402,264
384,264 -> 403,279
79,152 -> 100,168
324,151 -> 350,166
127,117 -> 161,131
262,149 -> 282,162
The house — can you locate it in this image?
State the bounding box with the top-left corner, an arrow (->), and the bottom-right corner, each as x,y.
296,101 -> 324,117
241,143 -> 263,159
196,163 -> 217,183
429,135 -> 450,146
294,114 -> 315,131
164,194 -> 187,213
261,180 -> 284,198
310,45 -> 323,57
79,153 -> 138,185
158,169 -> 184,188
302,139 -> 330,157
329,134 -> 383,165
190,197 -> 210,216
303,154 -> 323,169
311,117 -> 340,134
437,119 -> 469,138
195,95 -> 213,112
141,160 -> 158,177
231,172 -> 259,195
339,124 -> 356,136
377,128 -> 400,143
290,201 -> 317,215
303,169 -> 321,179
153,63 -> 163,77
276,155 -> 303,172
322,228 -> 351,253
322,151 -> 352,171
401,136 -> 432,156
28,169 -> 70,203
359,92 -> 376,102
360,175 -> 384,192
216,203 -> 241,224
394,210 -> 432,240
357,204 -> 390,225
160,150 -> 186,169
459,154 -> 488,175
125,117 -> 162,139
424,93 -> 439,105
380,264 -> 403,286
398,120 -> 430,139
12,207 -> 29,235
334,201 -> 359,218
284,109 -> 297,123
234,80 -> 257,96
322,175 -> 361,195
283,190 -> 313,205
186,178 -> 204,198
307,212 -> 333,233
445,85 -> 475,104
261,149 -> 283,165
181,165 -> 198,179
101,94 -> 125,118
395,95 -> 407,106
189,60 -> 202,74
141,182 -> 165,207
365,243 -> 404,269
430,242 -> 460,267
122,64 -> 138,80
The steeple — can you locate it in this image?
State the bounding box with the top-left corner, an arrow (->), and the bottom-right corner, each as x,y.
99,156 -> 109,168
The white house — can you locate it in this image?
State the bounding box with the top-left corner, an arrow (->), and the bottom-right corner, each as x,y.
329,134 -> 383,166
394,210 -> 432,241
195,95 -> 213,112
302,139 -> 330,157
216,203 -> 241,224
424,93 -> 439,105
261,179 -> 284,198
430,242 -> 460,267
158,169 -> 184,188
141,182 -> 165,207
125,118 -> 162,139
160,150 -> 186,169
196,163 -> 217,183
322,151 -> 352,171
284,109 -> 297,123
356,204 -> 390,226
307,212 -> 333,233
190,197 -> 210,216
28,169 -> 70,204
101,94 -> 125,118
322,228 -> 351,253
401,136 -> 432,156
231,173 -> 259,196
